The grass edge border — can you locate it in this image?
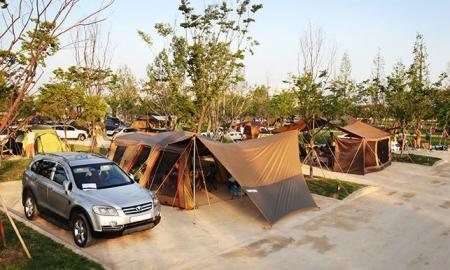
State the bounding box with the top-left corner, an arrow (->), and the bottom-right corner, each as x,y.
0,207 -> 110,270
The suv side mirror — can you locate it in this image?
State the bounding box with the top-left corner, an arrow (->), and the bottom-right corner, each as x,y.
63,180 -> 72,194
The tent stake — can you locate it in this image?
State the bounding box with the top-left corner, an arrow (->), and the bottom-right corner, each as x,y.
0,194 -> 31,259
192,137 -> 196,224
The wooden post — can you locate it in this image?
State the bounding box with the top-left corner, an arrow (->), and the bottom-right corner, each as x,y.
0,194 -> 31,259
0,218 -> 7,247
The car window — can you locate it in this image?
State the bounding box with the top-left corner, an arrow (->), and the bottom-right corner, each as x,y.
31,160 -> 41,173
37,160 -> 55,179
53,164 -> 68,185
55,126 -> 63,130
71,163 -> 132,190
67,126 -> 75,131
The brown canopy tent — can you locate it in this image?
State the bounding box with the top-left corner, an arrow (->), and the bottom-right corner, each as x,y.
271,118 -> 331,134
333,120 -> 392,175
108,130 -> 317,224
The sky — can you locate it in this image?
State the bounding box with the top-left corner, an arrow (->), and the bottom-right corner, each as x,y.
42,0 -> 450,92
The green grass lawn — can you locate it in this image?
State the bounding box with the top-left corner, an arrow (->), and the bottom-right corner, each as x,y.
392,153 -> 441,166
0,213 -> 103,270
69,144 -> 107,155
0,159 -> 31,183
306,176 -> 366,200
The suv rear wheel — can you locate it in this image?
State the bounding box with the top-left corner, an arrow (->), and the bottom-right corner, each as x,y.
78,134 -> 86,141
71,213 -> 95,247
23,192 -> 39,220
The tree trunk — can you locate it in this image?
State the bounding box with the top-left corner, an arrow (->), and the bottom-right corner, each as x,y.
90,120 -> 97,152
196,105 -> 208,133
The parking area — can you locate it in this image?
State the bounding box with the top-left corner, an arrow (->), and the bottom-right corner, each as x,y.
1,150 -> 450,270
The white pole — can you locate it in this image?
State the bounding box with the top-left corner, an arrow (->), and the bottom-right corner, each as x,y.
192,138 -> 196,223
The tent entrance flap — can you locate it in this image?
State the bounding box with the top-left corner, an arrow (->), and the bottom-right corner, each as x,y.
198,130 -> 317,224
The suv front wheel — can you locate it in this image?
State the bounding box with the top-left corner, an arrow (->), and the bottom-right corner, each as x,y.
23,192 -> 39,220
71,213 -> 95,247
78,134 -> 86,141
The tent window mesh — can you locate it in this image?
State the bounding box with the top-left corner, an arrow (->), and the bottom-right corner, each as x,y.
113,146 -> 126,163
129,146 -> 151,176
149,151 -> 180,197
377,139 -> 389,164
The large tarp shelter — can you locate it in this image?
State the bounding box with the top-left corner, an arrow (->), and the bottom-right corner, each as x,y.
109,130 -> 317,224
333,120 -> 391,175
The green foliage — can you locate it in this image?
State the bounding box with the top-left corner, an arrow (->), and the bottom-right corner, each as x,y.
47,66 -> 114,128
326,53 -> 357,118
287,71 -> 327,124
0,159 -> 31,182
140,0 -> 262,131
37,82 -> 83,124
433,86 -> 450,128
106,66 -> 141,122
245,85 -> 269,117
268,90 -> 297,119
80,95 -> 107,125
385,60 -> 413,128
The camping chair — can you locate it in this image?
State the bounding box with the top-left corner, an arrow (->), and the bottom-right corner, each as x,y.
229,182 -> 244,199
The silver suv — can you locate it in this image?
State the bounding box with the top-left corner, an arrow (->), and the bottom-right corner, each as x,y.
22,152 -> 161,247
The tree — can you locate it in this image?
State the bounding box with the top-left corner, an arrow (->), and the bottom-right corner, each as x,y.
245,85 -> 270,118
386,60 -> 412,129
287,23 -> 336,176
268,90 -> 297,119
140,0 -> 263,132
141,31 -> 193,129
407,33 -> 433,127
327,52 -> 357,118
106,66 -> 140,123
72,24 -> 115,151
37,80 -> 83,140
358,49 -> 387,124
0,0 -> 113,142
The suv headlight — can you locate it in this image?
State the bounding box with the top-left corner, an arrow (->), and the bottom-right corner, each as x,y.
152,194 -> 159,205
92,206 -> 119,216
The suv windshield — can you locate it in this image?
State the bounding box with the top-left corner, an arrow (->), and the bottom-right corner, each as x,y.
71,163 -> 133,190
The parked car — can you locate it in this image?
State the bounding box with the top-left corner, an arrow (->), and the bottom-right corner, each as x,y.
22,152 -> 161,247
105,116 -> 122,131
226,129 -> 243,141
0,129 -> 7,146
108,127 -> 138,138
201,128 -> 242,142
53,125 -> 88,141
391,141 -> 401,152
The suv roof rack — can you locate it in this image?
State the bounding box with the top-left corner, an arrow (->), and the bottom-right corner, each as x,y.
45,152 -> 69,163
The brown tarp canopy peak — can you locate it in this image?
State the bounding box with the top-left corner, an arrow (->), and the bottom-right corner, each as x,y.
339,120 -> 390,140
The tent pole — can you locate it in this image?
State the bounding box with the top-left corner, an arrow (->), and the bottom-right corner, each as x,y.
0,194 -> 31,259
195,141 -> 211,208
192,137 -> 196,224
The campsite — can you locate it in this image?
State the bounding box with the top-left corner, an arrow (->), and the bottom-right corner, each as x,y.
1,0 -> 450,270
